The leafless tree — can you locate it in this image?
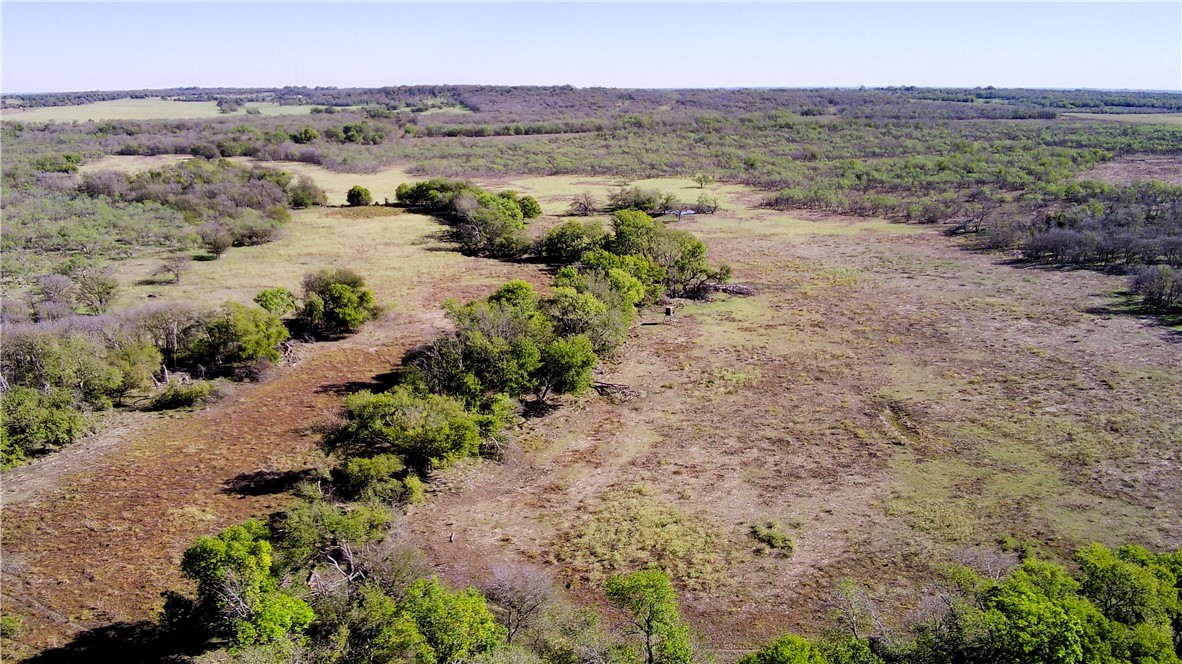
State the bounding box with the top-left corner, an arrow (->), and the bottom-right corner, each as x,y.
567,192 -> 599,216
483,563 -> 558,644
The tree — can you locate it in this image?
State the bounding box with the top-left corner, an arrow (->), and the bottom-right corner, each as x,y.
1075,543 -> 1177,628
693,173 -> 714,189
70,266 -> 120,314
519,195 -> 543,219
199,223 -> 234,259
187,303 -> 289,369
325,386 -> 484,472
254,288 -> 298,317
483,564 -> 557,644
397,577 -> 506,663
296,269 -> 379,336
738,634 -> 828,664
288,176 -> 327,208
290,126 -> 320,145
538,220 -> 609,264
604,568 -> 693,664
347,185 -> 373,207
176,520 -> 314,647
568,192 -> 599,216
153,257 -> 191,284
108,341 -> 163,404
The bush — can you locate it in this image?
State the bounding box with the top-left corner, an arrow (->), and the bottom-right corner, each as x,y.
150,380 -> 219,410
519,195 -> 543,219
537,220 -> 609,264
325,387 -> 486,472
296,269 -> 379,337
1130,265 -> 1182,311
1,387 -> 85,465
750,522 -> 796,556
288,176 -> 327,208
254,288 -> 298,317
346,185 -> 373,207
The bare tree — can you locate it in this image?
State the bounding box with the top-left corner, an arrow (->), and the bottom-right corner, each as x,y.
567,192 -> 599,216
483,563 -> 558,644
154,257 -> 192,284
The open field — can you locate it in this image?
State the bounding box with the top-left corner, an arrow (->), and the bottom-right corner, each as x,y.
1062,112 -> 1182,126
1075,153 -> 1182,186
5,162 -> 1180,657
0,99 -> 323,122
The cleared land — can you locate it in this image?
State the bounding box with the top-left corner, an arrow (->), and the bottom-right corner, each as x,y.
0,99 -> 322,122
1075,153 -> 1182,186
1062,112 -> 1182,126
3,165 -> 1181,657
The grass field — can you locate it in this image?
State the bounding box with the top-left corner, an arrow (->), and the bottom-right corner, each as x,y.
5,163 -> 1181,656
0,98 -> 324,122
1062,111 -> 1182,126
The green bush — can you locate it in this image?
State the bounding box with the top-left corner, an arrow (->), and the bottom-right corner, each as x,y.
538,220 -> 609,264
0,614 -> 23,639
750,522 -> 796,556
519,195 -> 543,219
347,185 -> 373,207
1,387 -> 84,466
254,288 -> 298,317
296,269 -> 379,337
150,380 -> 219,410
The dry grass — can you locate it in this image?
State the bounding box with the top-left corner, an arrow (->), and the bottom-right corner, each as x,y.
1,99 -> 322,122
6,165 -> 1181,658
1062,112 -> 1182,126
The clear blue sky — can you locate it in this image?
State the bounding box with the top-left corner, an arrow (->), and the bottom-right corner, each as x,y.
3,2 -> 1180,93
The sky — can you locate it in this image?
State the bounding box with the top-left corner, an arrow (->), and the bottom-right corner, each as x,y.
2,2 -> 1180,94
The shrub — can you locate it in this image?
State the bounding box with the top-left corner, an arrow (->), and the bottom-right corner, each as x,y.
0,615 -> 23,639
1130,265 -> 1182,311
325,387 -> 485,472
254,288 -> 298,317
519,195 -> 543,219
296,269 -> 379,336
750,522 -> 796,556
568,192 -> 599,216
346,185 -> 373,207
288,176 -> 327,208
150,380 -> 219,410
538,220 -> 609,264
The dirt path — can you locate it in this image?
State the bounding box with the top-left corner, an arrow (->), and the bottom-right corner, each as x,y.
0,307 -> 457,655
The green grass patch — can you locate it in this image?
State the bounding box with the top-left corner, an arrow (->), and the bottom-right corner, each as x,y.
551,483 -> 730,590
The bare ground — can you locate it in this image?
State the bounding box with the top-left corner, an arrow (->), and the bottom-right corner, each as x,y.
1076,154 -> 1182,186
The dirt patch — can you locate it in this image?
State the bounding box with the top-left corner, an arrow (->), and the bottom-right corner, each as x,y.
1076,154 -> 1182,186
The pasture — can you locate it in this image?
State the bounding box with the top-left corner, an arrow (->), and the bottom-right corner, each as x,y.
0,98 -> 323,122
5,160 -> 1180,654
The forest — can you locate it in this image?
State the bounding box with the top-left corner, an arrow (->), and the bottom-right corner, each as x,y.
1,85 -> 1180,663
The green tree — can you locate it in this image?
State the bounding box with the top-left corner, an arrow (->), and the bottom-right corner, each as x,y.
693,173 -> 714,189
538,220 -> 609,264
107,341 -> 163,404
297,269 -> 379,336
1075,543 -> 1178,628
325,386 -> 485,472
290,126 -> 320,145
254,288 -> 298,317
536,335 -> 597,401
189,303 -> 289,368
519,195 -> 543,219
739,634 -> 828,664
397,577 -> 506,663
347,185 -> 374,207
604,568 -> 693,664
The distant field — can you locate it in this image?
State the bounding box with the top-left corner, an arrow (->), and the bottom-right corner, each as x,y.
0,98 -> 324,122
1062,111 -> 1182,126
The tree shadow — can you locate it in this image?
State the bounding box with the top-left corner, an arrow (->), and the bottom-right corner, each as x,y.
314,369 -> 405,396
23,621 -> 200,663
222,468 -> 316,496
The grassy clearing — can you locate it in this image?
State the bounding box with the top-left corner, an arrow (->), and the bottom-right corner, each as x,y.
1,98 -> 323,122
112,205 -> 459,311
550,483 -> 731,590
1062,112 -> 1182,126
